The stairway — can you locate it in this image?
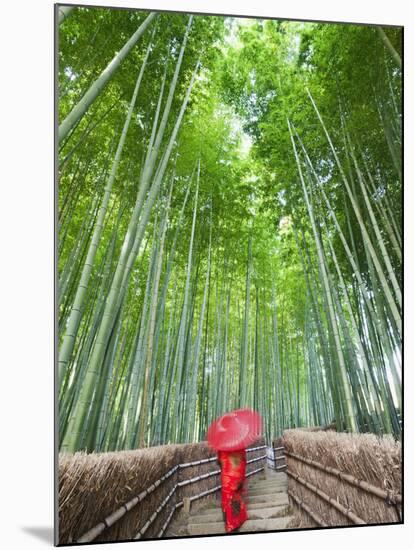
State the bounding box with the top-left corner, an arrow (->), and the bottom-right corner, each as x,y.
168,468 -> 295,536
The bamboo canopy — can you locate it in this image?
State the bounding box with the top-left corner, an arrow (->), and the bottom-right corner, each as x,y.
58,7 -> 402,454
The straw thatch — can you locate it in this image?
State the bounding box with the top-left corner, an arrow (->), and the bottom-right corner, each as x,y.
283,429 -> 402,529
58,438 -> 266,544
59,443 -> 182,543
293,422 -> 337,432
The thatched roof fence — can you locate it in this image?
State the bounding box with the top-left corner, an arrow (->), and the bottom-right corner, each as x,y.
58,438 -> 266,544
283,429 -> 402,529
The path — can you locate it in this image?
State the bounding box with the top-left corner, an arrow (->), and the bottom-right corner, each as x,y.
167,467 -> 294,536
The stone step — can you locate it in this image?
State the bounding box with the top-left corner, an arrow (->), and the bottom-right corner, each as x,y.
260,473 -> 288,482
248,485 -> 287,494
247,472 -> 287,483
249,478 -> 287,487
249,483 -> 287,491
247,492 -> 289,505
199,492 -> 289,511
250,474 -> 286,481
248,486 -> 287,496
187,516 -> 295,535
189,504 -> 289,524
249,482 -> 284,489
198,492 -> 289,514
246,494 -> 289,508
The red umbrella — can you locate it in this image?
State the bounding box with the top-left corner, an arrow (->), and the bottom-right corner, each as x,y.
206,408 -> 262,451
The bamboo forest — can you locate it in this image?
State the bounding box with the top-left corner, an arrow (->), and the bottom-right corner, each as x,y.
57,6 -> 402,454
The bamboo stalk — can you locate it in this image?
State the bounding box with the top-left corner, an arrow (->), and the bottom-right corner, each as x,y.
62,54 -> 200,453
58,42 -> 152,381
345,130 -> 401,307
58,12 -> 157,142
288,118 -> 358,433
377,27 -> 401,69
306,90 -> 401,336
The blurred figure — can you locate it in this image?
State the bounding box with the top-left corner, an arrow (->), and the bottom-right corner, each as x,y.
207,408 -> 262,533
217,448 -> 247,532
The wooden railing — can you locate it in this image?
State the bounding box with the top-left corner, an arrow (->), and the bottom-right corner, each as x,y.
283,429 -> 402,527
285,449 -> 402,526
285,450 -> 402,506
76,444 -> 267,543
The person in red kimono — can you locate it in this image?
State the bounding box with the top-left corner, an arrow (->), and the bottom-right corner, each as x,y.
217,448 -> 248,532
207,408 -> 262,534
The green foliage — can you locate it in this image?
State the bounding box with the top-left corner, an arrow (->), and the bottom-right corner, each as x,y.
58,7 -> 402,451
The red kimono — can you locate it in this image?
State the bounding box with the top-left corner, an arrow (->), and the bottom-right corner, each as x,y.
217,449 -> 248,532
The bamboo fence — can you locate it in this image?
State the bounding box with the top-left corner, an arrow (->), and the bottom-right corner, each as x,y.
283,428 -> 402,528
58,438 -> 266,544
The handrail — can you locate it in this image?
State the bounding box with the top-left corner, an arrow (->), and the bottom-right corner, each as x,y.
157,464 -> 266,538
247,445 -> 267,452
179,457 -> 216,468
177,445 -> 265,469
286,469 -> 366,525
146,459 -> 266,538
76,447 -> 267,542
158,501 -> 184,538
288,489 -> 327,527
177,469 -> 220,487
285,450 -> 402,505
247,454 -> 266,464
135,484 -> 178,539
76,464 -> 180,543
